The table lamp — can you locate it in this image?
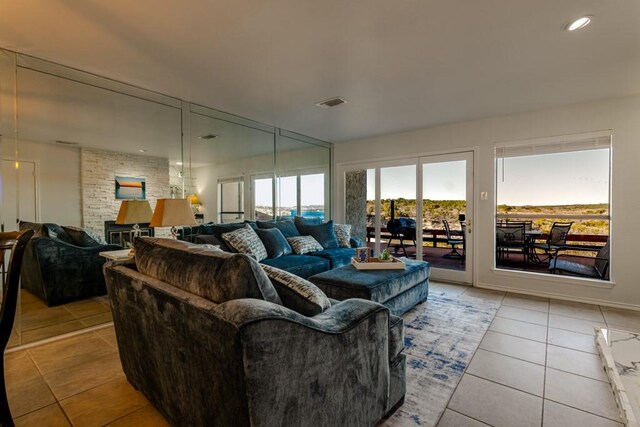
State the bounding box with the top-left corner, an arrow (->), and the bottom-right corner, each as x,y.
115,200 -> 153,239
150,198 -> 196,239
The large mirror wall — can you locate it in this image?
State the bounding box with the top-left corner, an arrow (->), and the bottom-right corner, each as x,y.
0,48 -> 331,348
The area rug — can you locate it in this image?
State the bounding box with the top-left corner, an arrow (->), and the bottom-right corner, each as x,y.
382,291 -> 502,426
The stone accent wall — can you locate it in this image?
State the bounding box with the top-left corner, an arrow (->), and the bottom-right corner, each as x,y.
80,148 -> 171,237
345,170 -> 368,243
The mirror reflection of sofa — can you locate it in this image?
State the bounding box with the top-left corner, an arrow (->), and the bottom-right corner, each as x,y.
104,238 -> 405,426
19,222 -> 122,306
189,217 -> 364,278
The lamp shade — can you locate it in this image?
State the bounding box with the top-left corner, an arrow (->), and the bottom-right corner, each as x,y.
150,199 -> 197,228
115,200 -> 153,225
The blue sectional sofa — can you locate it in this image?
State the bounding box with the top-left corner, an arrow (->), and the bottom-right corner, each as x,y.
193,218 -> 363,278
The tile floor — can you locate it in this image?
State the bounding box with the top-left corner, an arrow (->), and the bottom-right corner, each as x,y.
432,282 -> 639,427
6,282 -> 640,426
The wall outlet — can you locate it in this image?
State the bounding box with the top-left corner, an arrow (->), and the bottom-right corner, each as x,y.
481,191 -> 488,200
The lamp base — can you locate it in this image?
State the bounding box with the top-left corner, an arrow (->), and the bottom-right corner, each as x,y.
170,226 -> 179,239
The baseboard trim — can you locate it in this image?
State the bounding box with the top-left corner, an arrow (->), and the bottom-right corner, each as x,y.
476,282 -> 640,312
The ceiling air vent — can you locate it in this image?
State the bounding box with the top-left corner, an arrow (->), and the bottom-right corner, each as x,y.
198,134 -> 218,140
316,97 -> 347,109
55,140 -> 80,146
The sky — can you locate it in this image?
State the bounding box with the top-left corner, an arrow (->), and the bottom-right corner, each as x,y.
365,149 -> 609,206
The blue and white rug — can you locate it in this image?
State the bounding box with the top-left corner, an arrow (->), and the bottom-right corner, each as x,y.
382,291 -> 501,426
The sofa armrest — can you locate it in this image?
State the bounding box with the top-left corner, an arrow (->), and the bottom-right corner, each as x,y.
350,236 -> 364,248
214,298 -> 391,425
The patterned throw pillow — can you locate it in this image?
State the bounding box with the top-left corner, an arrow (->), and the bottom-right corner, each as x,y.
222,224 -> 268,261
286,235 -> 323,255
261,264 -> 331,316
334,224 -> 352,248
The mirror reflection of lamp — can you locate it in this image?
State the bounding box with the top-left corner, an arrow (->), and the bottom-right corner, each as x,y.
115,200 -> 153,253
189,194 -> 201,215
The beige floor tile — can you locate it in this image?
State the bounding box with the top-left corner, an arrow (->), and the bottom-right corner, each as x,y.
437,409 -> 489,426
489,317 -> 547,342
8,328 -> 21,347
28,332 -> 116,375
429,282 -> 470,297
96,326 -> 118,348
548,314 -> 605,335
545,368 -> 620,421
20,306 -> 77,332
600,306 -> 640,332
547,327 -> 598,354
44,352 -> 125,400
21,320 -> 87,344
20,289 -> 42,305
502,293 -> 549,313
546,345 -> 608,382
463,288 -> 506,303
14,403 -> 70,427
80,311 -> 113,327
64,299 -> 111,319
448,374 -> 542,427
107,404 -> 170,427
59,377 -> 148,427
479,331 -> 546,365
92,295 -> 111,307
496,305 -> 548,326
466,349 -> 545,396
549,300 -> 604,322
5,352 -> 56,418
542,400 -> 622,427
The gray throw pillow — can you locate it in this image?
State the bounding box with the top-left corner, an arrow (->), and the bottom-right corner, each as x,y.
222,224 -> 268,261
261,264 -> 331,316
334,224 -> 352,248
287,235 -> 323,254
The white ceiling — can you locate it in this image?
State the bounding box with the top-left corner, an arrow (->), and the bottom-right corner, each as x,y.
1,0 -> 639,143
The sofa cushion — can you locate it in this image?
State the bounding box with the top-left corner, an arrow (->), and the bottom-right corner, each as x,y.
287,236 -> 323,255
294,218 -> 339,249
260,254 -> 330,279
261,265 -> 331,316
308,248 -> 356,269
19,220 -> 47,237
42,223 -> 74,244
334,224 -> 352,248
62,226 -> 106,247
255,228 -> 292,258
256,220 -> 300,238
134,237 -> 281,305
221,224 -> 268,261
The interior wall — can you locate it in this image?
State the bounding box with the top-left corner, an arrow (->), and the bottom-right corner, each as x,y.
14,140 -> 82,227
81,148 -> 170,236
334,94 -> 640,309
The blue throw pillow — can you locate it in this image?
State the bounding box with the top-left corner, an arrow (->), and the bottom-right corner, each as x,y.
257,220 -> 300,238
294,218 -> 339,249
255,228 -> 293,259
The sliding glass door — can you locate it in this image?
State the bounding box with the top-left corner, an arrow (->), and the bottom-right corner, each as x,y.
342,151 -> 474,285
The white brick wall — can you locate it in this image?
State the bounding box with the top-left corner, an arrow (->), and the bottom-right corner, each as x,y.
80,148 -> 171,238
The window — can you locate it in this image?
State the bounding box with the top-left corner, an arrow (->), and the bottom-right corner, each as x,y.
275,172 -> 326,221
252,176 -> 273,220
218,178 -> 244,223
495,133 -> 611,280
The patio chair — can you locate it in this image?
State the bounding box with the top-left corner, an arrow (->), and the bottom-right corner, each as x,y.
531,221 -> 573,263
549,239 -> 609,280
496,224 -> 527,264
505,220 -> 533,232
443,220 -> 464,258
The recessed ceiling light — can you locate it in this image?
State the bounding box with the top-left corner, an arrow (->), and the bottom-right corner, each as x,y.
199,134 -> 218,140
176,162 -> 183,166
139,149 -> 147,153
565,16 -> 592,31
316,97 -> 347,109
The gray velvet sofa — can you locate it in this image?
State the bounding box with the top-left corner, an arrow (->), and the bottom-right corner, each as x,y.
104,238 -> 405,426
193,219 -> 364,279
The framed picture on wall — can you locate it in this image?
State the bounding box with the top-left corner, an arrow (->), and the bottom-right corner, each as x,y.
115,176 -> 146,200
